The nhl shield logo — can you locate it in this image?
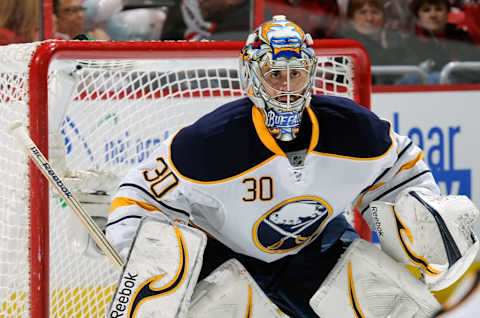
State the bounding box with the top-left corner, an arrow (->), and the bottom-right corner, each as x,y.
252,196 -> 332,253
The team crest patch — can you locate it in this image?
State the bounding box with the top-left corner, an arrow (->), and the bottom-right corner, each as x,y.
265,109 -> 302,140
253,196 -> 332,253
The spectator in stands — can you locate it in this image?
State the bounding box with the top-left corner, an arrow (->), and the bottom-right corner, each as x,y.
456,0 -> 480,45
0,0 -> 40,45
87,0 -> 166,41
54,0 -> 110,40
265,0 -> 340,38
335,0 -> 412,84
161,0 -> 250,40
83,0 -> 123,38
398,0 -> 479,84
383,0 -> 416,31
105,8 -> 167,41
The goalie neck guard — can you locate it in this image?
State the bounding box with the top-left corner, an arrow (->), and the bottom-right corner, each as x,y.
240,15 -> 317,141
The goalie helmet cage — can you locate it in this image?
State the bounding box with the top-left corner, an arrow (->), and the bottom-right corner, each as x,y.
0,39 -> 370,318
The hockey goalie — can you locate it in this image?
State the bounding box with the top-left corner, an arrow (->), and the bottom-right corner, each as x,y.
105,15 -> 479,318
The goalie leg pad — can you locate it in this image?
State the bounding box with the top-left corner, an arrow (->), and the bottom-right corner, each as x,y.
309,238 -> 441,318
370,189 -> 479,290
188,259 -> 289,318
108,216 -> 206,318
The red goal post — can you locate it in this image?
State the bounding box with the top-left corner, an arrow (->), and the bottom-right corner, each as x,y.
0,39 -> 370,318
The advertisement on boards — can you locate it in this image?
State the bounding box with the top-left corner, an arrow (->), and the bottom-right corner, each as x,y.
372,89 -> 479,213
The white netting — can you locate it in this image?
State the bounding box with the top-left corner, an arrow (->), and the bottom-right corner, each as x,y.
315,56 -> 354,97
0,42 -> 40,317
0,40 -> 361,317
55,60 -> 244,176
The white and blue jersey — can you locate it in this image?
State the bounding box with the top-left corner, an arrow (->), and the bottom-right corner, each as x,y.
107,94 -> 440,317
107,94 -> 439,263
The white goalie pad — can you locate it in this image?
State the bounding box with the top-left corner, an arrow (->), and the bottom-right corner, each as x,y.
108,216 -> 206,318
188,259 -> 289,318
370,189 -> 479,291
310,239 -> 441,318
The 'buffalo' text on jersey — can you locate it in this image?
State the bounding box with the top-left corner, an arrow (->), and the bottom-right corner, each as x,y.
107,95 -> 439,262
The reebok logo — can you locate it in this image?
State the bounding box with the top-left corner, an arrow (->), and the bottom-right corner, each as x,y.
110,272 -> 138,317
370,206 -> 383,237
30,146 -> 72,198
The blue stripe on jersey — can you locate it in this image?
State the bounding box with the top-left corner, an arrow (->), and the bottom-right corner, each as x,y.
310,95 -> 392,158
170,97 -> 275,182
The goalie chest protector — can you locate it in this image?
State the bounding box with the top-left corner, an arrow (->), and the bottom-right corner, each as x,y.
138,96 -> 394,262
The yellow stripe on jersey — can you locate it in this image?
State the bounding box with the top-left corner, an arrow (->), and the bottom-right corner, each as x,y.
168,118 -> 279,185
168,149 -> 278,185
252,106 -> 321,156
109,197 -> 160,214
396,151 -> 424,175
306,107 -> 320,154
252,106 -> 286,157
353,182 -> 386,209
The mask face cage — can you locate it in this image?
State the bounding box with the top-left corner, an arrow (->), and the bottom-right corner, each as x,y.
256,58 -> 314,113
240,15 -> 317,141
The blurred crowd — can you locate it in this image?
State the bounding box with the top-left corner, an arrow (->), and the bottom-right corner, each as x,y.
0,0 -> 479,85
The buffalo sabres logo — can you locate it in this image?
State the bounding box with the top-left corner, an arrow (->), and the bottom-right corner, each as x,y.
253,196 -> 332,253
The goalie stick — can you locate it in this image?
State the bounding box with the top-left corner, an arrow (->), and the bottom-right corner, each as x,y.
9,122 -> 208,318
8,121 -> 124,269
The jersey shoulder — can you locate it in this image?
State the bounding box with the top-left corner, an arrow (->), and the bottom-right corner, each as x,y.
170,97 -> 274,182
310,94 -> 392,158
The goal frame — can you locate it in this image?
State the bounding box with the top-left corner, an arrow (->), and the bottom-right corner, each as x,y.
25,39 -> 371,317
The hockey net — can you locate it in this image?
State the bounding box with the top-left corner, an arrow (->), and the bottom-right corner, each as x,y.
0,40 -> 370,317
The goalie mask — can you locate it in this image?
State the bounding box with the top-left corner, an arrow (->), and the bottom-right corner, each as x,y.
240,15 -> 317,141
